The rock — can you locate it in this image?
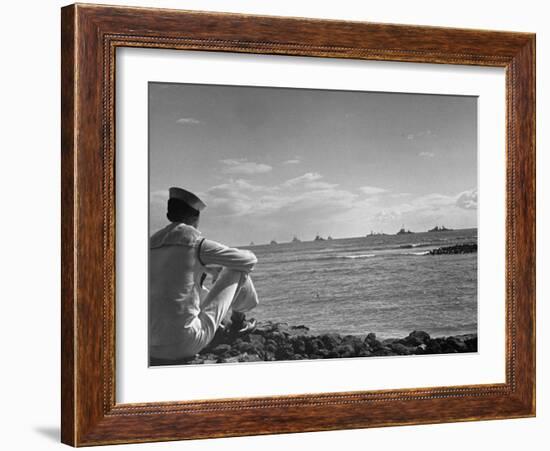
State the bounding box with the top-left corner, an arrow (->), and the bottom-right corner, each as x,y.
243,334 -> 265,353
305,338 -> 323,355
321,333 -> 342,350
237,341 -> 258,354
365,332 -> 377,343
371,346 -> 393,357
172,320 -> 478,365
445,336 -> 467,352
272,323 -> 291,335
465,336 -> 478,352
270,331 -> 288,342
342,335 -> 364,354
290,354 -> 306,360
365,333 -> 382,350
425,339 -> 443,354
275,344 -> 295,360
289,325 -> 310,336
336,344 -> 356,357
292,337 -> 306,354
429,243 -> 477,255
316,349 -> 330,358
244,333 -> 265,347
291,324 -> 310,331
416,343 -> 428,353
403,330 -> 431,346
254,321 -> 277,335
238,353 -> 263,362
211,344 -> 232,356
389,343 -> 412,355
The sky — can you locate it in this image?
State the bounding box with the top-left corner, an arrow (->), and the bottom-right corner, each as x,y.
149,82 -> 477,246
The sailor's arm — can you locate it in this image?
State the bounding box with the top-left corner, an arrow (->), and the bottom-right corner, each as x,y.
198,238 -> 257,273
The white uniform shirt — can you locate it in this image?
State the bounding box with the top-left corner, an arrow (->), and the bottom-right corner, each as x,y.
149,223 -> 257,347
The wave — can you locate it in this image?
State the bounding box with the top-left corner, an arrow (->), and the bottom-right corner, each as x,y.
398,242 -> 433,249
265,253 -> 375,264
338,254 -> 376,259
402,251 -> 430,256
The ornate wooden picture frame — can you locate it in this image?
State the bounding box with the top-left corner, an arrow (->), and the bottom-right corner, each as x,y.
61,3 -> 535,446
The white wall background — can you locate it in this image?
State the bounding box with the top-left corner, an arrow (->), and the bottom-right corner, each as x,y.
0,1 -> 546,449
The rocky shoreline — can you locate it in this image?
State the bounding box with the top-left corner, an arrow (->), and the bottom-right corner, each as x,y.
151,321 -> 478,366
429,243 -> 477,255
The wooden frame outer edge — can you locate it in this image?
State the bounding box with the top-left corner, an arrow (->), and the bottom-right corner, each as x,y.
61,4 -> 77,446
61,3 -> 536,447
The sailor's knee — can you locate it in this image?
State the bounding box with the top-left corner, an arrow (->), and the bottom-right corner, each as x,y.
219,267 -> 244,280
249,294 -> 259,308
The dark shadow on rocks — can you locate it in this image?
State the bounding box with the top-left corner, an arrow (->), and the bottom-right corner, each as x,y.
149,320 -> 478,366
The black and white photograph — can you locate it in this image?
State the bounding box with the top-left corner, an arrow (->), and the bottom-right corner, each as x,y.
1,0 -> 543,449
148,82 -> 479,366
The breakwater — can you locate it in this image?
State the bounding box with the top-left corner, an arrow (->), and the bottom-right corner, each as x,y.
151,321 -> 478,366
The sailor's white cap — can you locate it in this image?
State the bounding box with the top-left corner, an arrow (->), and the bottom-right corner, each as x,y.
168,187 -> 207,212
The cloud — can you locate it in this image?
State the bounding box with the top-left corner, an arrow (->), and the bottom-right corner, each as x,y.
404,129 -> 433,141
282,172 -> 338,190
283,159 -> 301,165
283,188 -> 356,217
202,173 -> 353,221
207,179 -> 269,197
149,190 -> 169,232
373,210 -> 400,222
196,174 -> 359,243
390,192 -> 412,198
359,186 -> 388,195
418,151 -> 435,158
366,189 -> 477,233
282,172 -> 322,187
176,117 -> 201,125
307,180 -> 339,190
220,159 -> 272,175
375,193 -> 455,219
456,188 -> 478,210
203,181 -> 256,216
150,179 -> 477,243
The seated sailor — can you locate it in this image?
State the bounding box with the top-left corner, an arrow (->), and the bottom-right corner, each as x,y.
149,187 -> 259,361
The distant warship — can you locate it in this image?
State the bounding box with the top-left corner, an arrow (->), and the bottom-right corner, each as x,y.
428,225 -> 453,232
396,225 -> 414,235
367,230 -> 388,237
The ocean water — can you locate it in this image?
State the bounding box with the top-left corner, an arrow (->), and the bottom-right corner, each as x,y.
243,229 -> 477,338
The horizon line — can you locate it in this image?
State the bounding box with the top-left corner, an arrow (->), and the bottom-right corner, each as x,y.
237,226 -> 478,248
